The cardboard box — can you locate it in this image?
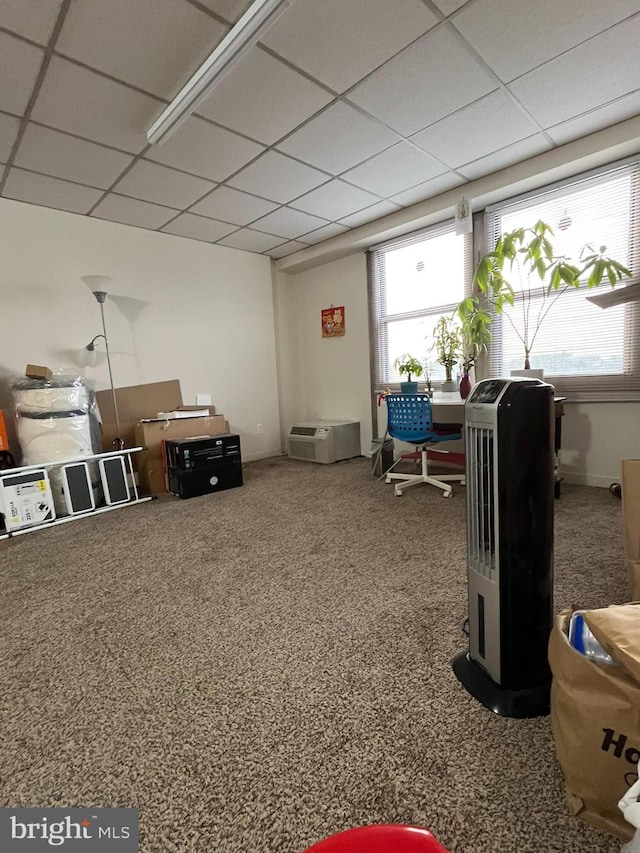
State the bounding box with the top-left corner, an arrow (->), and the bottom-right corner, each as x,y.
157,409 -> 211,420
622,460 -> 640,600
135,415 -> 230,495
178,405 -> 216,416
25,364 -> 53,381
96,379 -> 183,451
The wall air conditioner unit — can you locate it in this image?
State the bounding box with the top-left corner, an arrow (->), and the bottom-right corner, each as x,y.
452,377 -> 554,718
288,420 -> 360,464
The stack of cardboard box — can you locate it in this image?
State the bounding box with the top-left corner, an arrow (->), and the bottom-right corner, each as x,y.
95,380 -> 229,496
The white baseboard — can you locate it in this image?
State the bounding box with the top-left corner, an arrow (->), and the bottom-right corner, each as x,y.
242,448 -> 284,463
562,472 -> 619,489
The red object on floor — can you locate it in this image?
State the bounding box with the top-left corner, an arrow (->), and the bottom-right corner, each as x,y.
303,824 -> 450,852
401,448 -> 466,469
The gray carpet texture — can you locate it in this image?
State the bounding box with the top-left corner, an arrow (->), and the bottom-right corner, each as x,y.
0,455 -> 629,853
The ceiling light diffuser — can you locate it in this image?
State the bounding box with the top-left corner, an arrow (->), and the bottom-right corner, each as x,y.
147,0 -> 289,145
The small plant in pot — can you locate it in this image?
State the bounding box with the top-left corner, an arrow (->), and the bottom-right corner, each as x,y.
457,219 -> 631,371
431,316 -> 461,393
393,353 -> 423,394
457,303 -> 493,398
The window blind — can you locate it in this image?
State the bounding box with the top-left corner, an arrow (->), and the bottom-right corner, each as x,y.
368,220 -> 473,392
485,158 -> 640,401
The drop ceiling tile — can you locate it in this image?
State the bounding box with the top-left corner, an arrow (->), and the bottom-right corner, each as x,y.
31,56 -> 158,153
190,186 -> 277,225
218,228 -> 285,253
341,142 -> 446,196
269,240 -> 309,259
160,212 -> 237,242
432,0 -> 469,15
195,0 -> 254,22
453,0 -> 640,83
338,200 -> 403,228
0,113 -> 20,161
251,207 -> 329,239
547,91 -> 640,146
291,179 -> 380,220
145,116 -> 264,182
115,160 -> 215,208
0,0 -> 63,44
227,151 -> 329,204
411,90 -> 540,169
390,172 -> 465,206
348,26 -> 497,137
508,16 -> 640,129
196,49 -> 333,145
457,134 -> 552,180
277,102 -> 400,174
262,0 -> 439,93
91,194 -> 177,230
301,223 -> 350,244
0,33 -> 44,116
2,167 -> 103,213
14,124 -> 134,189
56,0 -> 227,99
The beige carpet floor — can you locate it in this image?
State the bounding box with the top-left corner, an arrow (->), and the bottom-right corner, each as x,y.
0,455 -> 629,852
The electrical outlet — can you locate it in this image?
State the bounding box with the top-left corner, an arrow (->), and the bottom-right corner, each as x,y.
257,423 -> 263,434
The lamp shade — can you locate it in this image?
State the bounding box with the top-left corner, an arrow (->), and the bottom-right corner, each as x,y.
81,275 -> 113,295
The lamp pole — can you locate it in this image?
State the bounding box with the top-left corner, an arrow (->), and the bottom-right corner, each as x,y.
81,276 -> 123,450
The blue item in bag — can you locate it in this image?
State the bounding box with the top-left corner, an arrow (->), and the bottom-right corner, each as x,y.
568,611 -> 616,666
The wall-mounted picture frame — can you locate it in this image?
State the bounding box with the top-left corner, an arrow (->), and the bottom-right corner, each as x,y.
321,305 -> 345,337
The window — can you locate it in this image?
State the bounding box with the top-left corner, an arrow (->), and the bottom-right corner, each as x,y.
485,158 -> 640,401
368,221 -> 473,390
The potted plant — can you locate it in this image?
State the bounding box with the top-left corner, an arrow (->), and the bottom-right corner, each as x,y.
431,316 -> 461,393
457,220 -> 631,371
393,353 -> 423,394
457,302 -> 493,398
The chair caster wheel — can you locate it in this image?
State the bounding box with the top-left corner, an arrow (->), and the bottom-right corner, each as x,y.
442,491 -> 452,498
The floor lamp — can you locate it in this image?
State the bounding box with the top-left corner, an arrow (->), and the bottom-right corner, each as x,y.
82,275 -> 124,450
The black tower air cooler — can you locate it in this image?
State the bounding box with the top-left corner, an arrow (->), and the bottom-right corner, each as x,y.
452,377 -> 555,718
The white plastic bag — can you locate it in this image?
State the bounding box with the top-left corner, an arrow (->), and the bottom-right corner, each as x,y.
620,761 -> 640,853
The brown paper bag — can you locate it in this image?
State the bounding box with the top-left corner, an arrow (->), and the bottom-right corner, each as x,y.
549,605 -> 640,841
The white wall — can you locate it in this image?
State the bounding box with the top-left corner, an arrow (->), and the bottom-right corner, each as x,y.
562,402 -> 640,487
0,198 -> 282,461
275,250 -> 640,486
274,252 -> 372,453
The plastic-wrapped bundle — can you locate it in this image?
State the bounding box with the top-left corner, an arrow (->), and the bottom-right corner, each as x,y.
12,372 -> 101,514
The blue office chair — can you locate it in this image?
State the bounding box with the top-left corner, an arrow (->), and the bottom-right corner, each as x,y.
384,394 -> 465,498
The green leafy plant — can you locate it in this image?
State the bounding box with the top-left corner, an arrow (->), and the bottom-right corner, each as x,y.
431,316 -> 461,383
457,220 -> 632,369
393,353 -> 423,383
458,303 -> 492,375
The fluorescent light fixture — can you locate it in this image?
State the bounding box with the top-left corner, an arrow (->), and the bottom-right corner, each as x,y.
147,0 -> 290,145
586,282 -> 640,309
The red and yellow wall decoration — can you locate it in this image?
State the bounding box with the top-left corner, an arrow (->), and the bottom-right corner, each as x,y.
321,305 -> 345,338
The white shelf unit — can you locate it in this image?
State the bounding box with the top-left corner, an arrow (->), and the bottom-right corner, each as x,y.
0,446 -> 152,539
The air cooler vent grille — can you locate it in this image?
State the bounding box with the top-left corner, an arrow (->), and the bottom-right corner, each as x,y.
467,425 -> 496,578
289,439 -> 317,461
290,426 -> 316,436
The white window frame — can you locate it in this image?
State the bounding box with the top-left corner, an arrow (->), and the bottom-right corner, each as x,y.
483,157 -> 640,402
367,220 -> 474,395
